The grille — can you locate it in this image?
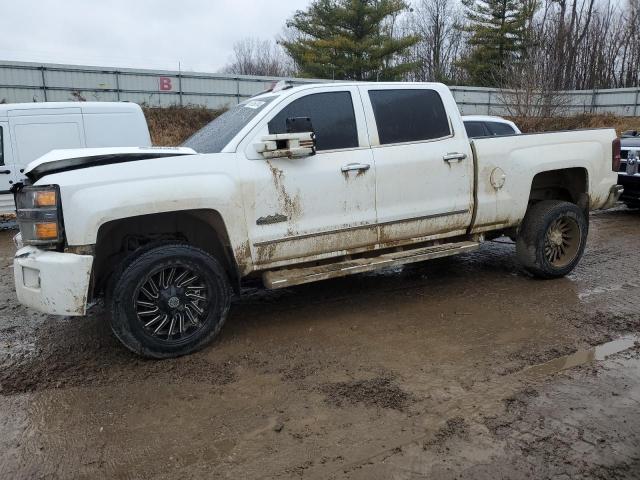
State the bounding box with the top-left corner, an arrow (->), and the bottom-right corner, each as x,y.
620,150 -> 640,173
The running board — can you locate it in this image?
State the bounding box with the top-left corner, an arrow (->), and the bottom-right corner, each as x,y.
263,240 -> 480,289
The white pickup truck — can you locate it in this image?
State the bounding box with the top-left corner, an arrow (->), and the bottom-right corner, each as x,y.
12,82 -> 622,358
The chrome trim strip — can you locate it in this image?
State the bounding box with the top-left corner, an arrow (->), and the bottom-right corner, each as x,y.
253,209 -> 470,247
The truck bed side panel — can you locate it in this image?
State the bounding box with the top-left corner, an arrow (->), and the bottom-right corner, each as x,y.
470,129 -> 618,233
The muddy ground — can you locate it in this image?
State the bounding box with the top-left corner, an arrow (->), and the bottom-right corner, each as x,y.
0,207 -> 639,479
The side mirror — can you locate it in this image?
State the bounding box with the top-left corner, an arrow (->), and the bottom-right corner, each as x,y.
254,117 -> 316,159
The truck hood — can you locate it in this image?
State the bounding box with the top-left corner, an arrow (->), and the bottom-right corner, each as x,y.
24,146 -> 197,182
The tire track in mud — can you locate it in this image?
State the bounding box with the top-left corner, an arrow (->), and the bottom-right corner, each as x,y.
0,317 -> 237,395
327,341 -> 640,479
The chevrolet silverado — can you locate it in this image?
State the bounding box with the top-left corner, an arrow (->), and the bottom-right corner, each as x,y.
12,82 -> 623,358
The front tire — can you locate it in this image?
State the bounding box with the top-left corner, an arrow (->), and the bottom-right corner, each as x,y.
110,244 -> 231,358
516,200 -> 588,279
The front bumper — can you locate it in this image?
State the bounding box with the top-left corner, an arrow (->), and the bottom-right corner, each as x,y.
618,173 -> 640,204
602,184 -> 624,209
14,246 -> 93,316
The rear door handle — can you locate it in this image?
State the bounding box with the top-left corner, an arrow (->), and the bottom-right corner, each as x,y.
0,169 -> 10,174
341,163 -> 370,173
443,153 -> 467,163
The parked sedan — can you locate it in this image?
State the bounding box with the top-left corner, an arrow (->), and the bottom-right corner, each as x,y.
463,115 -> 521,138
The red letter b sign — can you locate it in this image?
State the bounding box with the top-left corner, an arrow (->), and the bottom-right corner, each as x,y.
159,77 -> 173,91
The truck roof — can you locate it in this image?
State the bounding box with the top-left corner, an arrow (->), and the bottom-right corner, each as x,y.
0,101 -> 143,117
251,81 -> 449,101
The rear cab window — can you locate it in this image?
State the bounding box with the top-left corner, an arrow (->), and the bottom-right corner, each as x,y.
268,91 -> 358,151
368,89 -> 451,145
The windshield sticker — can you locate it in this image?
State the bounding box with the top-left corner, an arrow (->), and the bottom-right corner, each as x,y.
243,100 -> 266,109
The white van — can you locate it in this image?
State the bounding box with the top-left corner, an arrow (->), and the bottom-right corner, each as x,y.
0,102 -> 151,208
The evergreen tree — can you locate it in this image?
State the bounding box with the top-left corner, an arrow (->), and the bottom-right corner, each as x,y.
460,0 -> 532,86
280,0 -> 419,81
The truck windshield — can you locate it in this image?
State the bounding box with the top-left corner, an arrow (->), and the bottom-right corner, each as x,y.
183,96 -> 276,153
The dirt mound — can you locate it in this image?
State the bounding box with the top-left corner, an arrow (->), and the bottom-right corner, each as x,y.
321,377 -> 413,411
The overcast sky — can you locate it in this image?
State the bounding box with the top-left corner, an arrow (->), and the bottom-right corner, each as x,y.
1,0 -> 312,72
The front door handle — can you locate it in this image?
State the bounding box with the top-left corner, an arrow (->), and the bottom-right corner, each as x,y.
0,169 -> 10,175
341,163 -> 370,173
443,153 -> 467,163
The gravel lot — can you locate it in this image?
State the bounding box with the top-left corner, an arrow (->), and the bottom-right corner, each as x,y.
0,207 -> 639,479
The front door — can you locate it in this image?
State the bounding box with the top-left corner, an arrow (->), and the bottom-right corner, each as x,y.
359,85 -> 474,243
240,86 -> 377,267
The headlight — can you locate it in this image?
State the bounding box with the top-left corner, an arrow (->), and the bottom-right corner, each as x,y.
15,185 -> 64,247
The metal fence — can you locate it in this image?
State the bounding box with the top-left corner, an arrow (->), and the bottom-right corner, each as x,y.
449,86 -> 640,117
0,60 -> 321,109
1,60 -> 640,116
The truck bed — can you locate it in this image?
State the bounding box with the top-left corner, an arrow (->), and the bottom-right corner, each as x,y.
470,129 -> 618,234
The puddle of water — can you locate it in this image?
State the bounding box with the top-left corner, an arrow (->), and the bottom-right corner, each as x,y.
523,334 -> 640,378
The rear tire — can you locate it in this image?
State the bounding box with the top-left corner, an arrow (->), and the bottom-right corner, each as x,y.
516,200 -> 588,279
110,244 -> 231,359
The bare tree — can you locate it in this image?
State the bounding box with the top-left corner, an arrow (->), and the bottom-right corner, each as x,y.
613,1 -> 638,87
530,0 -> 640,90
222,38 -> 295,77
401,0 -> 640,92
402,0 -> 466,83
494,0 -> 640,116
233,0 -> 639,94
497,62 -> 570,117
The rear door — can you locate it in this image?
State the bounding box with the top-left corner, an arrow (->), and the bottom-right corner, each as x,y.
360,85 -> 474,243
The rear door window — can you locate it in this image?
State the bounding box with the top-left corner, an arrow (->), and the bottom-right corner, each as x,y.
486,121 -> 516,136
368,89 -> 451,145
268,91 -> 358,151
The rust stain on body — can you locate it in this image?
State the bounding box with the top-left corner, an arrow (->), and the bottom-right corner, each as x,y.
265,160 -> 303,238
256,243 -> 277,263
234,240 -> 251,269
